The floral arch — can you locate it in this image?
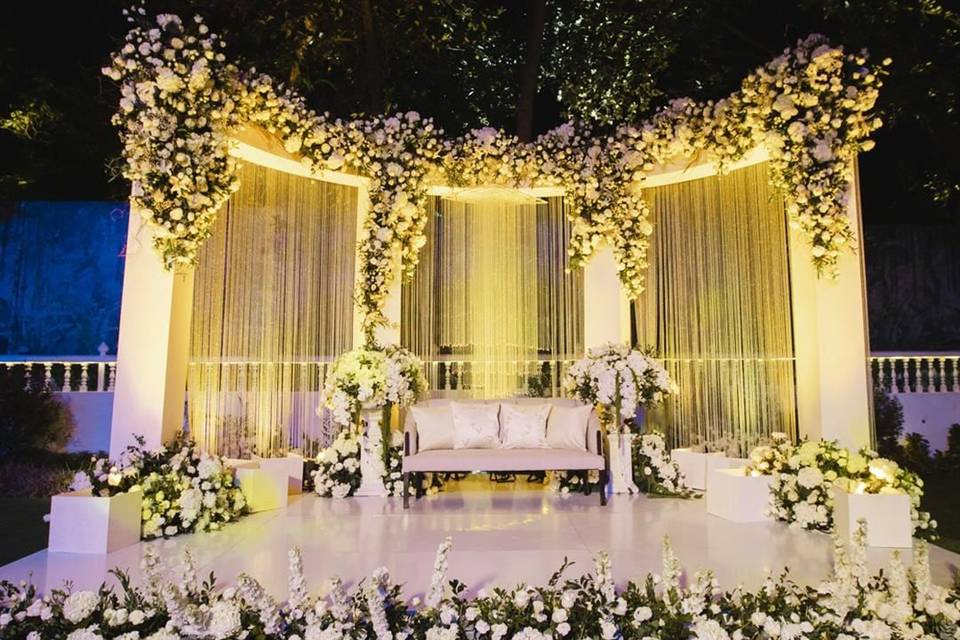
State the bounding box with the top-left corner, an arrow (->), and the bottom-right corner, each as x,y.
105,10 -> 886,345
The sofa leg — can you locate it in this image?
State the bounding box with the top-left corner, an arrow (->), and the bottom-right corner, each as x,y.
403,473 -> 410,509
599,469 -> 608,506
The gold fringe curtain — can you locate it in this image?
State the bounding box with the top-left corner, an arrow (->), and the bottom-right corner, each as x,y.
188,162 -> 357,456
402,196 -> 582,397
635,163 -> 798,448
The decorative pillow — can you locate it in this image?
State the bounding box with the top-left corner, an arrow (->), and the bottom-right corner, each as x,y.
545,404 -> 592,451
451,402 -> 501,449
499,404 -> 551,449
410,405 -> 455,452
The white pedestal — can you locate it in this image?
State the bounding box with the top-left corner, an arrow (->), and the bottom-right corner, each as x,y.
356,409 -> 388,497
254,454 -> 305,494
832,486 -> 913,548
670,450 -> 723,491
234,464 -> 290,512
706,468 -> 772,523
48,489 -> 142,554
607,433 -> 640,494
705,456 -> 749,490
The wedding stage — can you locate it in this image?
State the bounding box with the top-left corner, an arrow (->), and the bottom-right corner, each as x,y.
4,485 -> 958,598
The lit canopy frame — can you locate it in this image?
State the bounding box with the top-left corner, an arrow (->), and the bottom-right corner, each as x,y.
105,10 -> 879,457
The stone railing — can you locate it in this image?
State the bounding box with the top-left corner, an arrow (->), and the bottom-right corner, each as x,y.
0,356 -> 117,392
870,352 -> 960,394
3,352 -> 957,396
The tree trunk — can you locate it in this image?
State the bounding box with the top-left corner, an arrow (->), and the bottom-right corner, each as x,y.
358,0 -> 383,113
516,0 -> 547,142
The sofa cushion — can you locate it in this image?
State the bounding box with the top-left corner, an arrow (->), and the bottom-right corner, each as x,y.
546,404 -> 592,451
499,403 -> 550,449
403,448 -> 604,472
451,402 -> 501,449
410,404 -> 454,451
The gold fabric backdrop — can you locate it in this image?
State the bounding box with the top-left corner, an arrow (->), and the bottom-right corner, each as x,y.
188,163 -> 358,455
402,196 -> 583,397
635,162 -> 798,448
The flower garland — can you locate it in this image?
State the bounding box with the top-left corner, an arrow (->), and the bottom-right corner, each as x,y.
69,435 -> 247,539
562,343 -> 676,429
105,11 -> 887,340
3,526 -> 958,639
747,436 -> 937,539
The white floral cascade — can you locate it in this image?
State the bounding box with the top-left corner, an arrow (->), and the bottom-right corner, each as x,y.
563,343 -> 676,429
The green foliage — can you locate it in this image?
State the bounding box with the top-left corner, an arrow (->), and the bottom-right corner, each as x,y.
0,371 -> 75,458
873,382 -> 904,459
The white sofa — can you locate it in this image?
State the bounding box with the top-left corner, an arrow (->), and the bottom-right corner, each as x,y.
401,397 -> 607,508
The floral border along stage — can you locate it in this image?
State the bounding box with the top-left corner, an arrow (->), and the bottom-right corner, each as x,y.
104,8 -> 887,342
3,525 -> 959,639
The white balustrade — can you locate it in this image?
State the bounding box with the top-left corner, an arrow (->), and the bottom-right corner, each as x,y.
870,352 -> 960,394
0,356 -> 117,393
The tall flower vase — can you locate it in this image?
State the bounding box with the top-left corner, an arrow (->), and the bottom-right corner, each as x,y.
607,432 -> 640,495
355,407 -> 388,497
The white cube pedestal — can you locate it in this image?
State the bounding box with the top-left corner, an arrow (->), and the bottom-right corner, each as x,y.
254,454 -> 305,494
670,450 -> 722,491
229,460 -> 290,512
706,468 -> 772,523
705,456 -> 749,490
832,486 -> 913,548
48,489 -> 142,554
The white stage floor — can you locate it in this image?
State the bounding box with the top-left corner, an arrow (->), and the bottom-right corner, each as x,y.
3,484 -> 958,597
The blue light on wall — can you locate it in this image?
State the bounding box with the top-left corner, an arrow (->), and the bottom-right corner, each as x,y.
0,201 -> 128,355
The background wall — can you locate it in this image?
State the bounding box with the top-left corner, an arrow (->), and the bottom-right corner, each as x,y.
0,201 -> 127,356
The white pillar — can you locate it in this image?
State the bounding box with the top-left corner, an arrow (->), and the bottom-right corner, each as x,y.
788,162 -> 873,449
352,188 -> 402,348
582,245 -> 631,348
110,210 -> 194,458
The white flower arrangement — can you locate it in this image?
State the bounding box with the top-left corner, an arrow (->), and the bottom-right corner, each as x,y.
320,345 -> 427,427
3,525 -> 958,639
563,343 -> 676,429
747,436 -> 936,539
105,11 -> 887,342
68,434 -> 247,539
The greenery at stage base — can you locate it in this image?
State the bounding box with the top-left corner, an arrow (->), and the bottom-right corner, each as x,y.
68,434 -> 247,540
2,523 -> 959,639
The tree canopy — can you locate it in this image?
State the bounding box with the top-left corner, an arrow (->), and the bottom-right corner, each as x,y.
0,0 -> 957,224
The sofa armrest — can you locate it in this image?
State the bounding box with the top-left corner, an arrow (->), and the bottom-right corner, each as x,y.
587,410 -> 603,455
403,410 -> 418,455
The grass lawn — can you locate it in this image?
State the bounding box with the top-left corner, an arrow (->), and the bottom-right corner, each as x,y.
0,497 -> 51,567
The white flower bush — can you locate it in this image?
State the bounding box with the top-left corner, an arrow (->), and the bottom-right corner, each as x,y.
311,430 -> 362,499
563,343 -> 676,429
69,434 -> 247,539
105,11 -> 887,341
4,525 -> 958,639
633,433 -> 694,497
747,436 -> 937,539
312,430 -> 443,499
